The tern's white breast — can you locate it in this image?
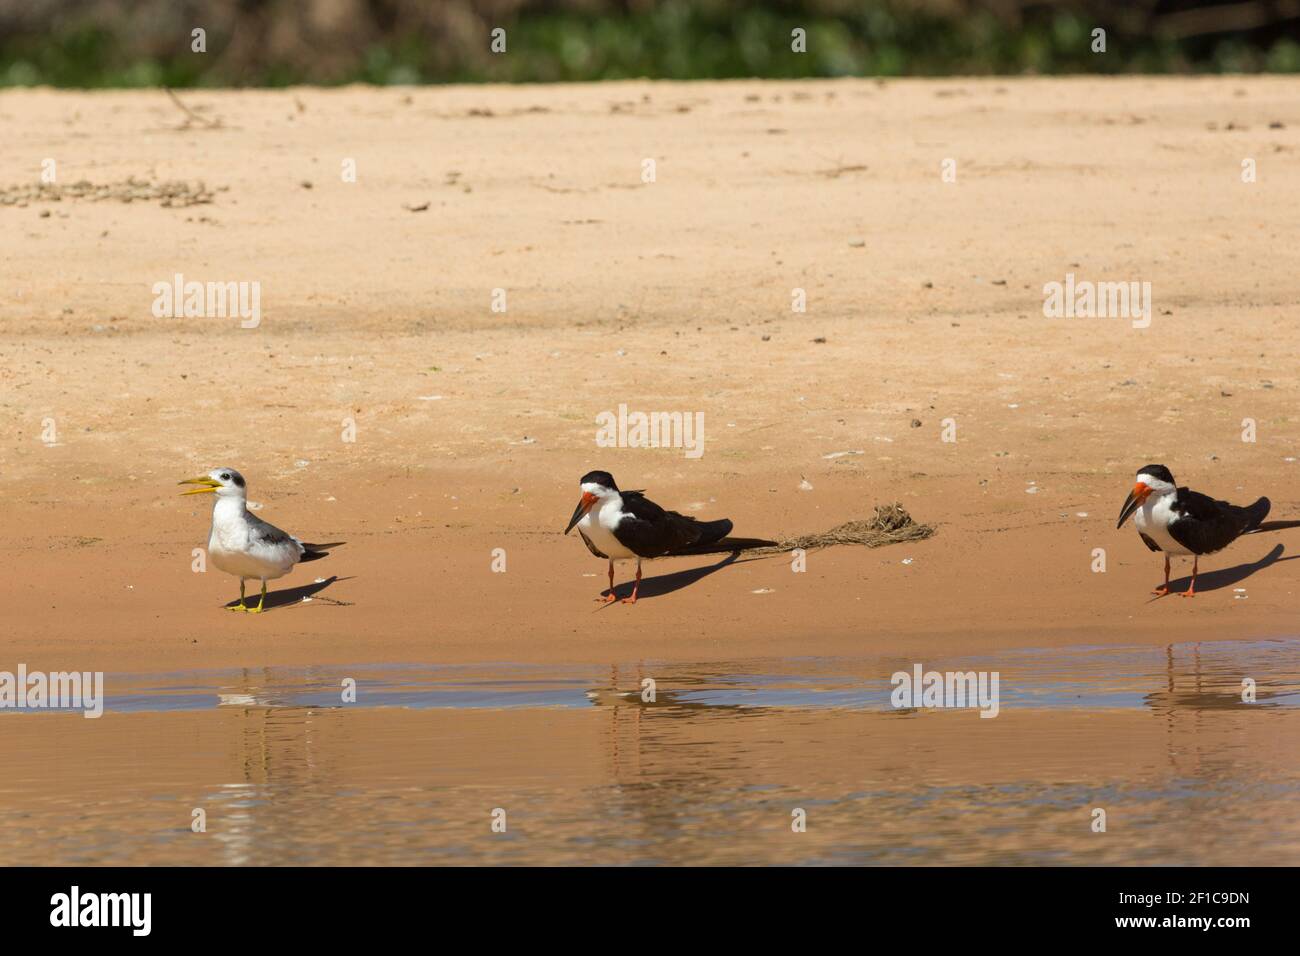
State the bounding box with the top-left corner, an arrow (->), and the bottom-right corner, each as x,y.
1134,494 -> 1190,555
577,497 -> 636,560
207,500 -> 299,579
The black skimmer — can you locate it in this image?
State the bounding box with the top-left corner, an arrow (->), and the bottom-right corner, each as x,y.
1115,464 -> 1269,597
564,470 -> 738,604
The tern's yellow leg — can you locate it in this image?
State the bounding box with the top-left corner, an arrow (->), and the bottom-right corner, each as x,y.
227,579 -> 249,612
246,579 -> 268,614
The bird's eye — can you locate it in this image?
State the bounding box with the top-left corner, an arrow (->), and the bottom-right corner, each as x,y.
220,473 -> 230,481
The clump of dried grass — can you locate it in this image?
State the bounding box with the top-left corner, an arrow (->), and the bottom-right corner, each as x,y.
747,503 -> 935,555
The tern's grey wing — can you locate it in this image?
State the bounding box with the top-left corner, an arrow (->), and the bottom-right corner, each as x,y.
246,513 -> 304,555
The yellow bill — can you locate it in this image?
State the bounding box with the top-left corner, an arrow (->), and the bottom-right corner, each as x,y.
178,476 -> 221,496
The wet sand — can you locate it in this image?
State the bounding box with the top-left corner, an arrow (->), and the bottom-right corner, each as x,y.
2,77 -> 1300,863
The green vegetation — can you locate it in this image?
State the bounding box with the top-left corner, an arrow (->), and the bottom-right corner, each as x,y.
2,1 -> 1297,87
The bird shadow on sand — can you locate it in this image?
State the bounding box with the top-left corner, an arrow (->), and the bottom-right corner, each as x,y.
598,552 -> 772,606
1154,543 -> 1295,598
223,575 -> 353,613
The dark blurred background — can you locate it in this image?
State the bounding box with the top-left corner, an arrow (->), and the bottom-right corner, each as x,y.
1,0 -> 1297,86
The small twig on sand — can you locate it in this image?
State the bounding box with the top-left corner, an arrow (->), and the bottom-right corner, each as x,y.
163,87 -> 222,129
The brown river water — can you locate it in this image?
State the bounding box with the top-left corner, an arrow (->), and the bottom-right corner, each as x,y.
2,640 -> 1298,865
